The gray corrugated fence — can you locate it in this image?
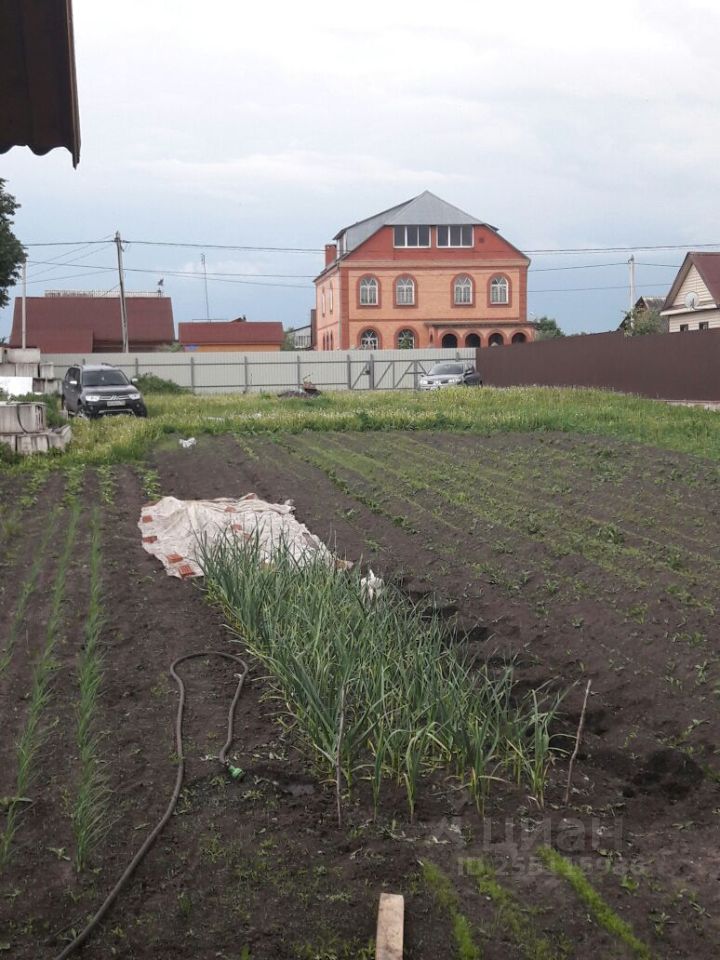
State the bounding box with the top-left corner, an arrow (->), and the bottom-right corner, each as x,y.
42,349 -> 475,394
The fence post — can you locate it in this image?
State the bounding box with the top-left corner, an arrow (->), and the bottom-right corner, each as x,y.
190,355 -> 195,393
135,357 -> 140,377
413,359 -> 418,391
243,355 -> 249,394
347,354 -> 352,390
369,353 -> 375,390
296,353 -> 302,389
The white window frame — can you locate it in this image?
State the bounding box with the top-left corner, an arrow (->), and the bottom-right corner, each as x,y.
395,276 -> 415,305
329,284 -> 334,312
359,276 -> 379,305
360,329 -> 379,349
490,276 -> 509,304
454,275 -> 473,305
437,225 -> 473,248
393,225 -> 431,248
397,328 -> 416,349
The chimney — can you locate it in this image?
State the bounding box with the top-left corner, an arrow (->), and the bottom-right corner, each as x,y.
325,244 -> 337,266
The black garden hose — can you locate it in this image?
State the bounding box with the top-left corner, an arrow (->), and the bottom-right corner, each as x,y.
52,651 -> 248,960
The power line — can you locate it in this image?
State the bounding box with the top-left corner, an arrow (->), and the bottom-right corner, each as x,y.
529,282 -> 669,295
21,237 -> 720,256
27,257 -> 314,280
125,240 -> 321,253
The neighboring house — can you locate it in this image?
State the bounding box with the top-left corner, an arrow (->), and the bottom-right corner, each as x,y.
618,296 -> 669,333
286,324 -> 312,350
178,319 -> 284,352
661,253 -> 720,332
314,190 -> 533,351
10,291 -> 174,352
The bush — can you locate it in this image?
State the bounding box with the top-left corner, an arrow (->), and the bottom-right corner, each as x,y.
135,373 -> 188,395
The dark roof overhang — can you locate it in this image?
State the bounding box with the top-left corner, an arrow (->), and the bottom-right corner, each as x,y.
0,0 -> 81,166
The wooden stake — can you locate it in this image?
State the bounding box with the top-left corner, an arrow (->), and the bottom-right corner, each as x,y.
564,679 -> 591,805
376,893 -> 404,960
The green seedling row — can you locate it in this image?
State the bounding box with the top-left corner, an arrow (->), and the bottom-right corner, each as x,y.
0,501 -> 80,867
72,507 -> 111,872
0,507 -> 62,677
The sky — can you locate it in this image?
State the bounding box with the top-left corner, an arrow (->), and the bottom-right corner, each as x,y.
3,0 -> 720,341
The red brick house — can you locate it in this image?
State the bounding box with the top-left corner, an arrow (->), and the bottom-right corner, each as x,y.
178,319 -> 284,352
10,292 -> 175,352
314,191 -> 533,351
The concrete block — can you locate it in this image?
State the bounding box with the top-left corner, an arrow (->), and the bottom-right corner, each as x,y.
48,425 -> 72,451
0,402 -> 47,434
16,433 -> 50,455
6,348 -> 42,363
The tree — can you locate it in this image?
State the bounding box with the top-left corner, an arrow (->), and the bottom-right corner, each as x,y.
0,180 -> 25,310
533,316 -> 565,339
622,307 -> 663,336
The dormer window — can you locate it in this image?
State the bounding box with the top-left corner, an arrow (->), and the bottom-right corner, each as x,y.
437,225 -> 473,247
394,225 -> 430,247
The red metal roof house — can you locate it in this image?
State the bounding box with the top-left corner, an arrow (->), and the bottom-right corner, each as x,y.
10,293 -> 175,352
178,319 -> 284,352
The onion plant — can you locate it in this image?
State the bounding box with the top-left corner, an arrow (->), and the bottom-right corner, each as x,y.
199,531 -> 563,820
0,502 -> 80,867
72,508 -> 111,871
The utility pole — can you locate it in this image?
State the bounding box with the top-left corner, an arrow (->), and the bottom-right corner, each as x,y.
201,253 -> 210,320
628,254 -> 636,313
115,231 -> 129,353
21,256 -> 27,349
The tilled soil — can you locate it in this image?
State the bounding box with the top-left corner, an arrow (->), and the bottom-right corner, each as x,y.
1,431 -> 719,959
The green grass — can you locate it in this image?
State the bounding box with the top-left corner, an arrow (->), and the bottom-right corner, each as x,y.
537,847 -> 653,959
422,861 -> 480,960
3,386 -> 720,473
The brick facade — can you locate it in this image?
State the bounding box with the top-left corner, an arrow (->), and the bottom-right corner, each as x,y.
314,200 -> 533,351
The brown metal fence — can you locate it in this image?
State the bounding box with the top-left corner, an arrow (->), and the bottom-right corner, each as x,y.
476,330 -> 720,402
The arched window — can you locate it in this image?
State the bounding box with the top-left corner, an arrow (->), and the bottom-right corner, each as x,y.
489,332 -> 504,346
359,276 -> 379,306
465,333 -> 481,348
330,330 -> 334,349
490,276 -> 509,304
512,332 -> 527,344
442,333 -> 458,348
360,329 -> 379,349
397,329 -> 415,349
321,291 -> 326,315
453,275 -> 473,305
395,276 -> 415,306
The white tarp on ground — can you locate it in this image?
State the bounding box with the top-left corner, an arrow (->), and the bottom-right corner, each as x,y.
139,494 -> 342,579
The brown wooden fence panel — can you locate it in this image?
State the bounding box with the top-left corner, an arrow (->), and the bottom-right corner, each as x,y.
476,329 -> 720,402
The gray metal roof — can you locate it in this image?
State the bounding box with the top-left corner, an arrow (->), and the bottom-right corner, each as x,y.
334,191 -> 494,255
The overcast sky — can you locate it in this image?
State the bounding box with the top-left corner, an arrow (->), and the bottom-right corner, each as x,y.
3,0 -> 720,340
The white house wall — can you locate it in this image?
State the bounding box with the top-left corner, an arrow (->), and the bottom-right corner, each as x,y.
671,265 -> 714,309
668,309 -> 720,333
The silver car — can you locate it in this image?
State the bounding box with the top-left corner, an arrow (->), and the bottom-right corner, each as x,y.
418,362 -> 483,391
